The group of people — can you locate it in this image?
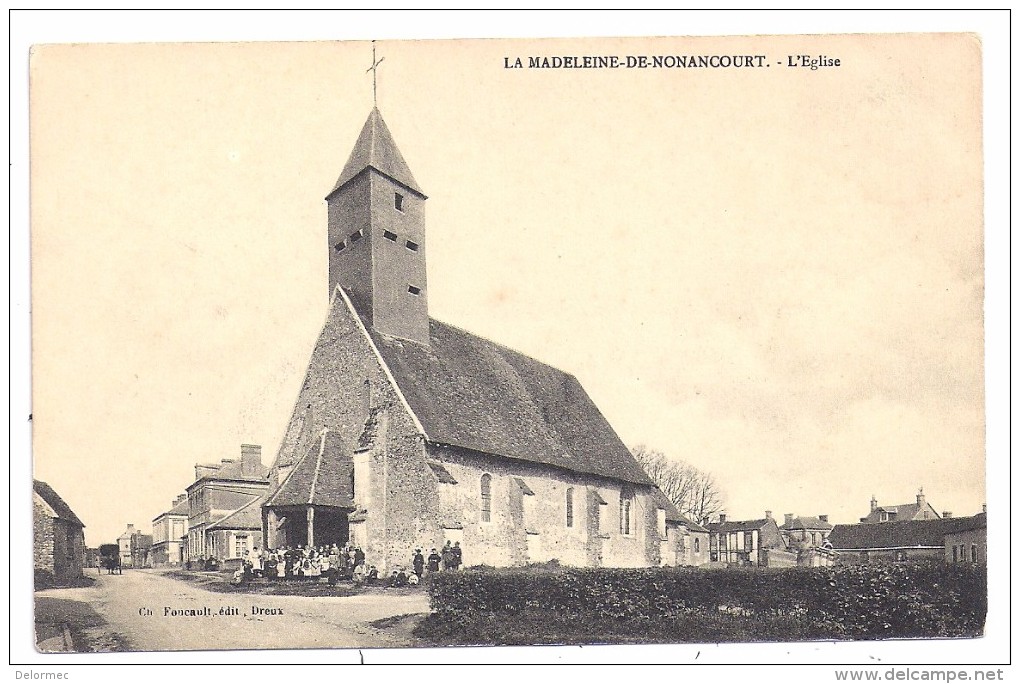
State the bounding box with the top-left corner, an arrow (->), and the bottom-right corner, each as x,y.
240,544 -> 378,585
234,540 -> 465,588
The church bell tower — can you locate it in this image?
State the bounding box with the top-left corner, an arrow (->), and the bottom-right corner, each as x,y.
325,107 -> 429,346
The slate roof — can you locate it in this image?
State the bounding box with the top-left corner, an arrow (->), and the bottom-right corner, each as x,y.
369,318 -> 654,487
781,515 -> 833,531
207,494 -> 266,531
33,480 -> 84,528
328,107 -> 425,199
427,461 -> 458,485
192,458 -> 269,484
154,497 -> 190,522
860,501 -> 940,524
705,518 -> 771,533
648,487 -> 707,530
265,430 -> 354,508
829,514 -> 985,550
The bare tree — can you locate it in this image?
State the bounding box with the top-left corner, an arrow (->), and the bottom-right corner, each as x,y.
631,444 -> 725,523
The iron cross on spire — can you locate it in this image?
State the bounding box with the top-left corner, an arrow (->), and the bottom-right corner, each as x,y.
366,41 -> 385,107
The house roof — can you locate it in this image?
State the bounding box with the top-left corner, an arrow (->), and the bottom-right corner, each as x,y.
705,518 -> 772,533
265,430 -> 354,508
860,501 -> 940,523
328,107 -> 425,199
781,516 -> 833,531
207,494 -> 266,531
829,514 -> 985,550
153,497 -> 190,522
368,317 -> 654,487
648,487 -> 707,531
427,461 -> 458,485
190,458 -> 269,485
33,480 -> 84,528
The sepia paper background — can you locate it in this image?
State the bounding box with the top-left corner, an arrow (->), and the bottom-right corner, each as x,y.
13,12 -> 1010,668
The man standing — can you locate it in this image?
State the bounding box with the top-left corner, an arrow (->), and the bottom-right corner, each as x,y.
452,541 -> 463,570
412,548 -> 425,578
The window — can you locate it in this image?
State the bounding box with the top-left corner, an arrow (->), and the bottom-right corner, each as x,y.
694,537 -> 700,553
405,240 -> 419,252
235,535 -> 249,559
971,544 -> 978,563
408,285 -> 421,296
619,492 -> 632,535
351,230 -> 363,243
383,230 -> 397,241
334,240 -> 346,252
565,487 -> 574,528
952,545 -> 959,563
394,192 -> 404,211
480,474 -> 492,523
656,508 -> 666,539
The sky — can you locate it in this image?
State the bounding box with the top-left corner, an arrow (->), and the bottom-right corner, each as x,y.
22,23 -> 994,553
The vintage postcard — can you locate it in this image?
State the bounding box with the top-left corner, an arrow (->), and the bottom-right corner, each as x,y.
23,29 -> 999,665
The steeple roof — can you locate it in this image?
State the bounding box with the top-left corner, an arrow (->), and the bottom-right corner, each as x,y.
327,107 -> 425,199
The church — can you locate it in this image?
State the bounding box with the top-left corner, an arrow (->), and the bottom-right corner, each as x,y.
261,107 -> 696,571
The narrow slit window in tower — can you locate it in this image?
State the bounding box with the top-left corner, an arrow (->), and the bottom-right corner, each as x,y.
394,192 -> 404,211
334,240 -> 347,252
350,230 -> 363,243
408,285 -> 422,296
405,240 -> 419,252
383,230 -> 398,241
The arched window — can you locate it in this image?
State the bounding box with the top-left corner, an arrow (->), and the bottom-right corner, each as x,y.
694,537 -> 700,553
480,474 -> 492,523
565,487 -> 574,527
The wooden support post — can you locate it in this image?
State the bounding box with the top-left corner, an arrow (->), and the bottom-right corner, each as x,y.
307,506 -> 315,548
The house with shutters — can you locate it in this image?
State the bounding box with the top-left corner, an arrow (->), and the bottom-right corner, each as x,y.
261,107 -> 682,571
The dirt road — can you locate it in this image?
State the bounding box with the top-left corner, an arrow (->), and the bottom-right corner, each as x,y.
35,569 -> 430,651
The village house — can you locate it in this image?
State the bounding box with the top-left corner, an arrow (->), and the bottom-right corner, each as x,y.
116,524 -> 153,569
705,512 -> 796,567
779,514 -> 836,567
829,510 -> 987,564
151,494 -> 189,567
187,444 -> 269,565
860,489 -> 941,523
944,510 -> 986,564
261,107 -> 679,571
33,479 -> 86,585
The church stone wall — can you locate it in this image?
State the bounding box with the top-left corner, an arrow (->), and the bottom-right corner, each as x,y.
428,446 -> 661,568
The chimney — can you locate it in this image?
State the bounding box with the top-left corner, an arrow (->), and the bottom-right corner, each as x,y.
765,510 -> 773,520
241,444 -> 262,478
982,504 -> 987,513
916,487 -> 925,508
784,513 -> 794,526
870,495 -> 878,512
174,494 -> 187,506
942,511 -> 952,518
818,514 -> 828,523
718,514 -> 727,523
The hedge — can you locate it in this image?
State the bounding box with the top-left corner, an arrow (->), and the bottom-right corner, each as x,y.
424,562 -> 986,641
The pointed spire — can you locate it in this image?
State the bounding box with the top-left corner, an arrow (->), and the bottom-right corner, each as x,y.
327,107 -> 425,199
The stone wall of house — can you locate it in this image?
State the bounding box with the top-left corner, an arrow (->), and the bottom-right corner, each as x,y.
34,495 -> 84,583
945,527 -> 986,564
33,495 -> 56,574
427,446 -> 660,568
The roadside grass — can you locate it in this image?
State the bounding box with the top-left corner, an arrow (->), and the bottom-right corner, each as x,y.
164,570 -> 426,598
35,596 -> 130,652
